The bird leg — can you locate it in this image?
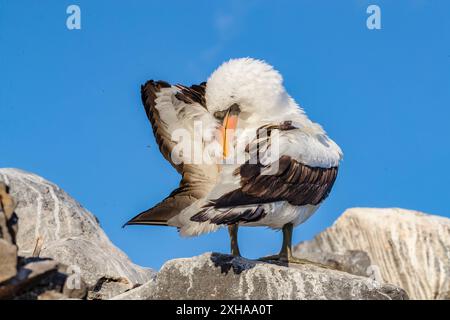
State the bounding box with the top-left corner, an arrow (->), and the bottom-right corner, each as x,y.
228,224 -> 241,257
259,223 -> 330,268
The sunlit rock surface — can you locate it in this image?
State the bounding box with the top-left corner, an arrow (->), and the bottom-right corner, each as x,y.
0,168 -> 154,299
113,252 -> 408,300
295,208 -> 450,300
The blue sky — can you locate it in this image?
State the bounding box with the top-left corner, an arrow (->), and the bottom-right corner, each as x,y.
1,0 -> 449,270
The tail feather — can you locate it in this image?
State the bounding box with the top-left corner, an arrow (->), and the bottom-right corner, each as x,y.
123,188 -> 197,227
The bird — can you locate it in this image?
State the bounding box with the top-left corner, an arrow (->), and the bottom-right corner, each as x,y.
125,58 -> 343,264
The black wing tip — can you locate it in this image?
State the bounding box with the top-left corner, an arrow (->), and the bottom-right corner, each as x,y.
122,217 -> 137,228
122,209 -> 172,228
141,79 -> 171,97
141,79 -> 171,91
140,80 -> 173,115
122,219 -> 170,228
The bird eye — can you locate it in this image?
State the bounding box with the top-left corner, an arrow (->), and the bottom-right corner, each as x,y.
214,110 -> 226,120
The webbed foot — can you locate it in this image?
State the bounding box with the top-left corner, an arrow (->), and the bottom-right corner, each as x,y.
258,254 -> 331,269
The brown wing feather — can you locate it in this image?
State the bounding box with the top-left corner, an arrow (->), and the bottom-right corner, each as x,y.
212,155 -> 338,208
140,80 -> 182,173
125,80 -> 218,227
175,82 -> 207,108
190,156 -> 338,225
190,122 -> 338,225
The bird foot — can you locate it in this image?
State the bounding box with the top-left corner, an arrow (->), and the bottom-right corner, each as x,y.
258,255 -> 331,269
258,254 -> 282,262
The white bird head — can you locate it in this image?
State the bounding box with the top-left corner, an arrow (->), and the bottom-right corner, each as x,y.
205,58 -> 290,122
205,58 -> 310,158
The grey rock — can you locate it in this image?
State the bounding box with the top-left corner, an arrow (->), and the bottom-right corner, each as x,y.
87,276 -> 138,300
436,291 -> 450,300
114,253 -> 408,300
0,168 -> 154,298
61,266 -> 88,299
4,257 -> 89,300
0,259 -> 61,299
0,183 -> 18,284
38,290 -> 68,300
112,280 -> 156,300
16,259 -> 59,281
0,239 -> 17,284
0,179 -> 88,300
294,208 -> 450,300
294,249 -> 372,277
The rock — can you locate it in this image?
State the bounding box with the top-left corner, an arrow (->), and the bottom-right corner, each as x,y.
3,257 -> 89,300
0,182 -> 18,284
38,290 -> 67,300
61,264 -> 88,299
294,249 -> 372,277
0,182 -> 17,227
112,280 -> 155,300
0,180 -> 88,300
294,208 -> 450,300
87,277 -> 138,300
113,253 -> 408,300
0,168 -> 155,299
0,239 -> 17,283
0,259 -> 60,299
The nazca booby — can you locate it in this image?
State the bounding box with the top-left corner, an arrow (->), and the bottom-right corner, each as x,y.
125,58 -> 342,263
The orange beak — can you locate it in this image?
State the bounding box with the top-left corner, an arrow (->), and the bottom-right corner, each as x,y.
220,110 -> 239,158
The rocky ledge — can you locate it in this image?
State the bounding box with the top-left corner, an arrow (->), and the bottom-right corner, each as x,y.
1,168 -> 449,300
112,252 -> 407,300
294,208 -> 450,300
0,168 -> 154,299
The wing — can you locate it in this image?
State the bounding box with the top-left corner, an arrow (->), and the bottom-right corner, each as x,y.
139,80 -> 209,172
191,122 -> 340,225
124,80 -> 220,227
212,156 -> 338,207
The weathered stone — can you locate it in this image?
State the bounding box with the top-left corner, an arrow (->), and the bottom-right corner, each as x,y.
0,239 -> 17,284
114,253 -> 408,300
0,182 -> 18,284
0,182 -> 17,223
4,167 -> 445,300
0,259 -> 60,299
112,280 -> 155,300
88,277 -> 136,300
294,249 -> 372,277
0,168 -> 155,298
38,290 -> 67,300
294,208 -> 450,300
1,257 -> 90,300
62,273 -> 88,299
